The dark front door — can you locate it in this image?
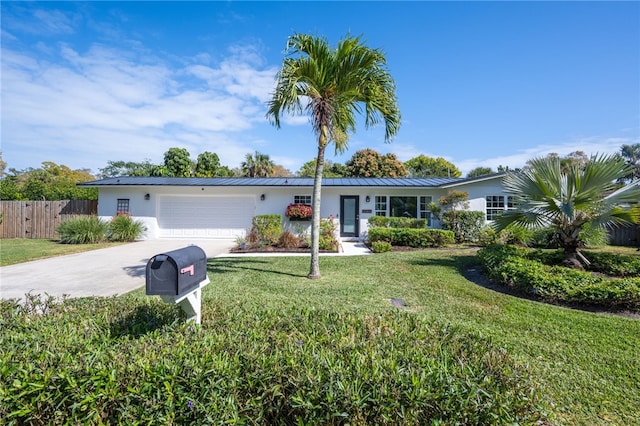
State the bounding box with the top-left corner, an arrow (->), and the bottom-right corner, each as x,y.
340,196 -> 359,237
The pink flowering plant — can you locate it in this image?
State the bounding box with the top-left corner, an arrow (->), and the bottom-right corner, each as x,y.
285,203 -> 312,220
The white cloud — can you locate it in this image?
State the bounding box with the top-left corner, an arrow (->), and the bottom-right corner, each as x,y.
455,136 -> 636,176
1,39 -> 279,173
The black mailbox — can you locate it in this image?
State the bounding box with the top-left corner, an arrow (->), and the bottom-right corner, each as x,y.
146,246 -> 208,296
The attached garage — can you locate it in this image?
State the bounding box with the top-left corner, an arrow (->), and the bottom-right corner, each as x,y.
157,195 -> 255,238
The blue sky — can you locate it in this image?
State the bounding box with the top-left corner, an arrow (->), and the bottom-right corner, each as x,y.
2,1 -> 638,177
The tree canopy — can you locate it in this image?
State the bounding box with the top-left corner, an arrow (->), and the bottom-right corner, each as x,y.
297,160 -> 347,178
241,151 -> 275,177
345,149 -> 408,177
0,162 -> 97,200
404,155 -> 461,178
467,167 -> 495,178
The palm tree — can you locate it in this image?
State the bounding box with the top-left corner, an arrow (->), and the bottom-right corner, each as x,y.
267,33 -> 401,279
494,154 -> 640,268
241,151 -> 274,177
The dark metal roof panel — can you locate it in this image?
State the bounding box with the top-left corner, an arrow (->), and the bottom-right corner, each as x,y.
78,176 -> 468,187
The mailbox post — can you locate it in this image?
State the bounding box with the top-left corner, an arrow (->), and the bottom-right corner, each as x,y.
146,245 -> 209,324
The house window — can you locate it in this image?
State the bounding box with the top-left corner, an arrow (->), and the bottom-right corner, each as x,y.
116,198 -> 130,215
486,195 -> 514,220
374,195 -> 432,224
375,196 -> 387,216
419,196 -> 433,226
390,196 -> 418,218
293,195 -> 312,205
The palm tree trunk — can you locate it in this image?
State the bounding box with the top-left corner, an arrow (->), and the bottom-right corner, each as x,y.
308,126 -> 328,279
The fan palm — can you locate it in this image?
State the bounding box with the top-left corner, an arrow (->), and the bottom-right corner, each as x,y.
494,154 -> 640,268
241,151 -> 274,177
267,33 -> 400,278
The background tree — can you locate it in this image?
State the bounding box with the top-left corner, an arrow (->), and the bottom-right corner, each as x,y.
467,166 -> 494,178
345,149 -> 408,177
194,151 -> 221,177
495,154 -> 640,268
525,151 -> 589,173
619,143 -> 640,182
267,33 -> 400,279
0,162 -> 97,200
164,147 -> 193,177
241,151 -> 275,177
404,155 -> 461,178
297,159 -> 347,177
272,164 -> 294,177
98,160 -> 160,178
0,150 -> 6,178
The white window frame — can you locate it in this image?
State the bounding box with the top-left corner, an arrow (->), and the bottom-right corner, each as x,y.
486,195 -> 514,220
116,198 -> 130,214
374,195 -> 433,225
293,195 -> 312,205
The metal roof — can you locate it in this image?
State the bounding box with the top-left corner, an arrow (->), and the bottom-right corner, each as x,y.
78,175 -> 504,188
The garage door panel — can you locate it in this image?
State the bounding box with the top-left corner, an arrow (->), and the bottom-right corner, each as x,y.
158,196 -> 254,238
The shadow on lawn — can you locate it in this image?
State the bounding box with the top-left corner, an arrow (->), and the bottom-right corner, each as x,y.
407,253 -> 534,300
110,303 -> 182,338
207,257 -> 307,278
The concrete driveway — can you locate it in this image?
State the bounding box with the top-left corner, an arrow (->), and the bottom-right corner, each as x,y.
0,239 -> 235,301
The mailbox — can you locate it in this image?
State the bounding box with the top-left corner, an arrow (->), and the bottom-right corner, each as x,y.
146,246 -> 207,296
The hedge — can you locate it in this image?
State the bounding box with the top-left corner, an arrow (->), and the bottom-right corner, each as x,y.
367,216 -> 427,229
477,245 -> 640,310
368,228 -> 454,248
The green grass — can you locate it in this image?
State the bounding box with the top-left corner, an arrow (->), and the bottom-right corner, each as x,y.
0,238 -> 124,266
3,241 -> 639,424
169,250 -> 639,425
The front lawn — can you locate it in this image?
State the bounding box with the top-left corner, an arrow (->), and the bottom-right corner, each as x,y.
202,251 -> 640,424
0,238 -> 124,266
2,249 -> 638,424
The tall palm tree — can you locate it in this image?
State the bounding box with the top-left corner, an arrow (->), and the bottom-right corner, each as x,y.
267,33 -> 401,279
494,154 -> 640,268
241,151 -> 274,177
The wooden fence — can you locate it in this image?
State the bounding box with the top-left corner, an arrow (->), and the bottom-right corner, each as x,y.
0,200 -> 98,239
607,224 -> 640,248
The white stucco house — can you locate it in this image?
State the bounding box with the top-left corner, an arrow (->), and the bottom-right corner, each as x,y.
78,174 -> 511,240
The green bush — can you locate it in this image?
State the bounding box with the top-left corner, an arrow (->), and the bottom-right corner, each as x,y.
441,210 -> 485,243
251,214 -> 282,245
319,218 -> 339,251
368,228 -> 454,248
56,216 -> 108,244
106,214 -> 146,242
367,216 -> 427,228
477,245 -> 640,309
371,241 -> 392,253
585,252 -> 640,277
0,294 -> 545,424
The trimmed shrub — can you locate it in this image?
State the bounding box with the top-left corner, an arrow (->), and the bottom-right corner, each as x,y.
0,295 -> 545,424
56,216 -> 108,244
441,210 -> 485,243
477,245 -> 640,309
367,216 -> 427,228
106,213 -> 146,242
585,252 -> 640,277
251,214 -> 282,245
368,228 -> 454,248
371,241 -> 392,253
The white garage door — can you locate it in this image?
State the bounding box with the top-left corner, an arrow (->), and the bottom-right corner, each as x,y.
158,196 -> 255,238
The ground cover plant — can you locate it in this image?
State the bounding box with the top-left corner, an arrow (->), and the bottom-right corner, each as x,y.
478,244 -> 640,310
0,239 -> 123,266
2,249 -> 639,424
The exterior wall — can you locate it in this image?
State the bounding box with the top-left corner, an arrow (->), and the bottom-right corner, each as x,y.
95,177 -> 507,240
